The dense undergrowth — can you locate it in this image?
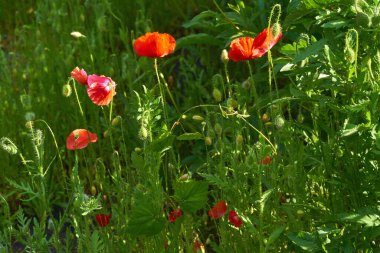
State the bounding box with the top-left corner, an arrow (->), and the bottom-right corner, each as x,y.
1,0 -> 380,252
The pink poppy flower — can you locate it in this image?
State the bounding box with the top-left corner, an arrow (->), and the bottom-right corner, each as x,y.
66,129 -> 98,150
228,210 -> 243,228
70,67 -> 88,85
86,74 -> 116,106
95,214 -> 111,227
168,208 -> 183,223
208,200 -> 228,219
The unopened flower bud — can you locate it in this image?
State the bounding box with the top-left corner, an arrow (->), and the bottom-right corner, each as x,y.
0,137 -> 18,155
62,84 -> 72,97
214,123 -> 222,136
236,134 -> 243,146
274,115 -> 285,128
212,88 -> 222,102
138,126 -> 149,140
261,113 -> 270,123
111,116 -> 122,126
227,98 -> 238,109
192,115 -> 204,121
204,136 -> 212,146
91,186 -> 97,196
344,47 -> 355,64
220,49 -> 229,64
272,23 -> 282,38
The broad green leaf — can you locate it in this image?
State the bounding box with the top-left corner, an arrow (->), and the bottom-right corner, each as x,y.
126,199 -> 166,236
182,10 -> 219,29
177,132 -> 203,141
174,181 -> 208,213
321,20 -> 348,29
287,232 -> 321,252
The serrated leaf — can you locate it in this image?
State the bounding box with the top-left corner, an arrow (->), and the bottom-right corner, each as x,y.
293,39 -> 327,64
198,173 -> 228,188
177,132 -> 203,141
174,181 -> 208,212
339,212 -> 380,227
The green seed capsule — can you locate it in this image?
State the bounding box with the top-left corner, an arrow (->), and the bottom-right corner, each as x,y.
212,88 -> 222,102
204,136 -> 212,146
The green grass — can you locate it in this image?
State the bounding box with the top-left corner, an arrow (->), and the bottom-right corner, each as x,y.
1,0 -> 380,252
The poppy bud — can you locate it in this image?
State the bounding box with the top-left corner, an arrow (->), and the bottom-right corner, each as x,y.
192,115 -> 204,121
344,47 -> 356,64
91,186 -> 97,196
138,126 -> 149,140
214,123 -> 222,136
212,88 -> 223,102
111,116 -> 122,126
70,31 -> 85,38
272,23 -> 282,39
62,84 -> 72,97
204,136 -> 212,146
227,98 -> 238,109
220,49 -> 229,64
274,115 -> 285,128
0,137 -> 18,155
236,134 -> 244,146
261,113 -> 270,123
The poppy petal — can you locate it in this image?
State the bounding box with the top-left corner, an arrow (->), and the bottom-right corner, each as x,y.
134,32 -> 176,58
86,74 -> 116,106
208,200 -> 228,219
66,129 -> 98,150
70,67 -> 88,85
95,214 -> 111,227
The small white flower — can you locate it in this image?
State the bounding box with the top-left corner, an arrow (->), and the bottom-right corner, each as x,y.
70,31 -> 86,38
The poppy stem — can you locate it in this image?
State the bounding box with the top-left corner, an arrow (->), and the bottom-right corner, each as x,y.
224,62 -> 232,97
72,79 -> 85,117
246,62 -> 262,128
154,59 -> 168,124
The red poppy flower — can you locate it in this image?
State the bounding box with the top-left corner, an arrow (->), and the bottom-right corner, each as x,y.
86,74 -> 116,106
193,240 -> 204,252
168,208 -> 183,223
70,67 -> 88,85
95,214 -> 111,227
208,200 -> 227,219
66,129 -> 98,150
228,26 -> 282,62
258,155 -> 271,165
133,32 -> 176,58
228,210 -> 243,228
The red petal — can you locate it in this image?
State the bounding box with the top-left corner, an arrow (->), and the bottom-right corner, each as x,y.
228,37 -> 256,62
95,214 -> 111,227
70,67 -> 88,85
228,210 -> 243,228
66,129 -> 98,150
134,32 -> 176,58
208,200 -> 227,219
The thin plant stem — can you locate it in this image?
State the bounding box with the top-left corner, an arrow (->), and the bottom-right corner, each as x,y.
154,58 -> 168,124
224,63 -> 232,97
72,79 -> 85,118
159,74 -> 180,114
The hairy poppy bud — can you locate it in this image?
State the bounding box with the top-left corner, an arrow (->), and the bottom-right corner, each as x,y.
62,84 -> 72,97
212,88 -> 223,102
0,137 -> 18,155
111,116 -> 122,126
220,49 -> 229,64
204,136 -> 212,146
227,98 -> 238,109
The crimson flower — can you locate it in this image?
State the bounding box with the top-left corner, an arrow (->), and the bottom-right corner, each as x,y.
86,74 -> 116,106
133,32 -> 176,58
95,214 -> 111,227
228,26 -> 282,62
208,200 -> 228,219
66,129 -> 98,150
70,67 -> 88,85
258,155 -> 271,165
168,208 -> 183,223
228,210 -> 243,228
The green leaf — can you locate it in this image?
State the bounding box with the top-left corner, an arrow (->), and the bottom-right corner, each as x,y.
177,132 -> 203,141
182,10 -> 219,29
339,212 -> 380,227
321,20 -> 348,29
176,34 -> 221,49
174,181 -> 208,213
293,39 -> 327,64
287,232 -> 321,252
265,226 -> 285,249
126,198 -> 166,236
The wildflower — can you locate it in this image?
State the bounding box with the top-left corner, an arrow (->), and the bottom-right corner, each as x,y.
95,214 -> 111,227
208,200 -> 227,219
66,129 -> 98,150
133,32 -> 176,58
228,210 -> 243,228
258,155 -> 271,165
168,208 -> 183,223
70,67 -> 88,85
86,74 -> 116,106
228,26 -> 282,62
